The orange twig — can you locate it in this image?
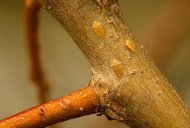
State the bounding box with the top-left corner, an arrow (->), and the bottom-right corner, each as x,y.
24,0 -> 50,103
0,87 -> 99,128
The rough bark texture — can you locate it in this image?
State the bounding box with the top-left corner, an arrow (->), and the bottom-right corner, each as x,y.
41,0 -> 190,127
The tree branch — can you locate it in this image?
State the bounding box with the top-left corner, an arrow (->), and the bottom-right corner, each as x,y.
1,0 -> 190,128
40,0 -> 190,127
0,86 -> 99,128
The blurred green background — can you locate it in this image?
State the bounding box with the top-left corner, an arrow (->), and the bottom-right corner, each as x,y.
0,0 -> 190,128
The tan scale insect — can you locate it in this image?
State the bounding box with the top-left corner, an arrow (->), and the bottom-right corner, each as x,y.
111,59 -> 124,78
125,39 -> 136,53
92,20 -> 105,38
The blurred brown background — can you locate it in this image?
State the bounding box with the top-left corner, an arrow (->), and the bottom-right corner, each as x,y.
0,0 -> 190,128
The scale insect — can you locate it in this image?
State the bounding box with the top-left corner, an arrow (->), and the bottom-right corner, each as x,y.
92,20 -> 105,38
125,39 -> 136,53
111,59 -> 124,78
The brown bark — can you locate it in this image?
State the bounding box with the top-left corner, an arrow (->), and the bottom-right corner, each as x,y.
40,0 -> 190,127
0,0 -> 190,128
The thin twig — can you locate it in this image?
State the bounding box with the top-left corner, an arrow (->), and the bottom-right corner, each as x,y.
0,86 -> 99,128
24,0 -> 50,103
